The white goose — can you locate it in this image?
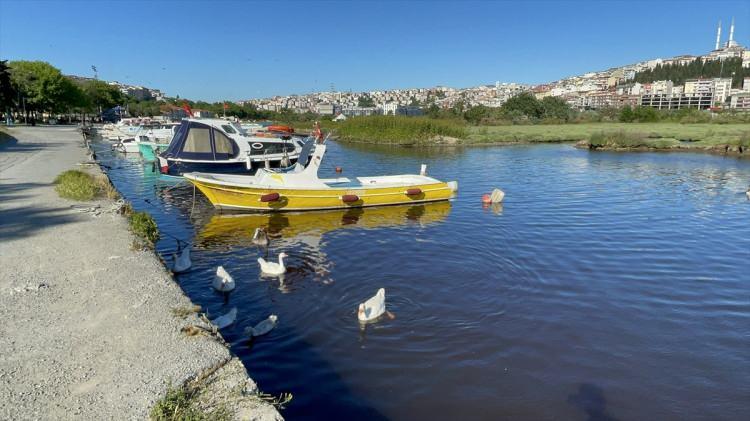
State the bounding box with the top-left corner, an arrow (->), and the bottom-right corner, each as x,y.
213,266 -> 235,292
746,187 -> 750,199
172,246 -> 192,273
245,315 -> 278,337
210,307 -> 237,329
358,288 -> 386,322
258,253 -> 287,276
252,227 -> 269,247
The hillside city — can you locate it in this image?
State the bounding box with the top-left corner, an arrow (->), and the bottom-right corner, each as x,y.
92,20 -> 750,117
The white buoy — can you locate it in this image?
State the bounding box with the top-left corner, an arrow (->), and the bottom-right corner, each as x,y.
258,253 -> 287,276
489,188 -> 505,203
245,315 -> 278,337
210,307 -> 237,329
358,288 -> 386,322
213,266 -> 235,292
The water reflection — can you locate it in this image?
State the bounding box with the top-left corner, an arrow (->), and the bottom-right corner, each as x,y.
195,201 -> 452,248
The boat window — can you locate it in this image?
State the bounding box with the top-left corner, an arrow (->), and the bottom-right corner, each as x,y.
182,127 -> 212,154
213,129 -> 238,159
164,122 -> 188,156
220,124 -> 236,134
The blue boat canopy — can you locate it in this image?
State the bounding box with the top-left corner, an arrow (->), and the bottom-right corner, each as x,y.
163,121 -> 239,161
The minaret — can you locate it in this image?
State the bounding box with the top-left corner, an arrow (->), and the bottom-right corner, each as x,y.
728,17 -> 736,47
715,20 -> 722,50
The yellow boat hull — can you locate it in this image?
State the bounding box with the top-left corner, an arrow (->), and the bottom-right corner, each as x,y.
188,178 -> 455,212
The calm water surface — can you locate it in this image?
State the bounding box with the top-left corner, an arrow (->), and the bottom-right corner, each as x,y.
98,141 -> 750,420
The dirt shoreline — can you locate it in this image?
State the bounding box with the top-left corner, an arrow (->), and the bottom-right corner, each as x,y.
0,126 -> 281,420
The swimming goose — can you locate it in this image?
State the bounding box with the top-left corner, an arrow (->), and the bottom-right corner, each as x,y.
358,288 -> 386,322
172,246 -> 191,273
245,315 -> 278,337
252,227 -> 269,247
746,187 -> 750,199
213,266 -> 235,292
210,307 -> 237,329
258,253 -> 287,276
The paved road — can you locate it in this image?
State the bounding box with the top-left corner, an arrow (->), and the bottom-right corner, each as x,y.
0,127 -> 280,420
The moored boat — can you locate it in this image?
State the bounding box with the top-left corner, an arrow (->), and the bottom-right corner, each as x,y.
157,118 -> 305,176
183,138 -> 457,212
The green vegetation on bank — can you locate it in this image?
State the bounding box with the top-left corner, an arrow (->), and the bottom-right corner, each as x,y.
54,169 -> 119,201
586,129 -> 750,151
467,123 -> 750,146
129,211 -> 159,248
150,384 -> 227,421
334,115 -> 467,144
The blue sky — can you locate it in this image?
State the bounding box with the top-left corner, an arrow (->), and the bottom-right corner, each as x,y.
1,0 -> 748,101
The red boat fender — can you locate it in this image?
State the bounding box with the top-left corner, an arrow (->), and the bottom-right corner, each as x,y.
335,166 -> 343,173
341,194 -> 359,203
405,188 -> 422,195
158,156 -> 168,174
268,125 -> 294,133
260,192 -> 280,202
482,194 -> 492,204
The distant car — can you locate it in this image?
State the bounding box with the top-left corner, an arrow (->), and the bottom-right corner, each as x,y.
48,118 -> 58,125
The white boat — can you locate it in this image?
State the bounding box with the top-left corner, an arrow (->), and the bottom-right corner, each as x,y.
157,118 -> 305,176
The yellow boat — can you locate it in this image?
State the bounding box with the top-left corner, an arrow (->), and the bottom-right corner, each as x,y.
183,140 -> 457,212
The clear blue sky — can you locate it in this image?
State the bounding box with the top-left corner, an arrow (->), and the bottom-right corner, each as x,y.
1,0 -> 748,101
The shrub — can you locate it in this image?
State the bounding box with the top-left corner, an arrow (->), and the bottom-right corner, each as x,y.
150,384 -> 212,421
129,211 -> 159,246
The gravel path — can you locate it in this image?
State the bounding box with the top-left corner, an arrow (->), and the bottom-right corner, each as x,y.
0,126 -> 281,420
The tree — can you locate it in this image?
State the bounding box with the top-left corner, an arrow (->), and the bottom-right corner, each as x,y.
463,105 -> 490,124
619,105 -> 635,122
0,60 -> 15,121
500,92 -> 544,119
540,96 -> 573,121
357,95 -> 375,107
9,60 -> 73,115
82,79 -> 124,112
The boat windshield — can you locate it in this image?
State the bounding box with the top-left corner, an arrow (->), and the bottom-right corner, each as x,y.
297,139 -> 315,167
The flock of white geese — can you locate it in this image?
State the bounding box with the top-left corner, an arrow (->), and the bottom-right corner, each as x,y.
170,227 -> 387,339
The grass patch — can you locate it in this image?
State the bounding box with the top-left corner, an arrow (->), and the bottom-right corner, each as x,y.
334,116 -> 467,144
54,170 -> 100,200
589,131 -> 678,149
129,211 -> 159,248
54,170 -> 121,201
150,383 -> 228,421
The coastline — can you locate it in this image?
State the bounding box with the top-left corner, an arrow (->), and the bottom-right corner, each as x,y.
333,122 -> 750,157
0,126 -> 282,420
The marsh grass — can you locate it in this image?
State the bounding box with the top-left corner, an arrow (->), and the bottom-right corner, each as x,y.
54,170 -> 121,201
466,122 -> 750,146
335,116 -> 467,144
129,211 -> 159,247
150,383 -> 228,421
589,131 -> 678,149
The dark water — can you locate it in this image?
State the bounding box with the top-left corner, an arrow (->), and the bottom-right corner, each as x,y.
97,141 -> 750,420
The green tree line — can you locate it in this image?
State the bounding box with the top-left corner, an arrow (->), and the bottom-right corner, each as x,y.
633,57 -> 748,88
